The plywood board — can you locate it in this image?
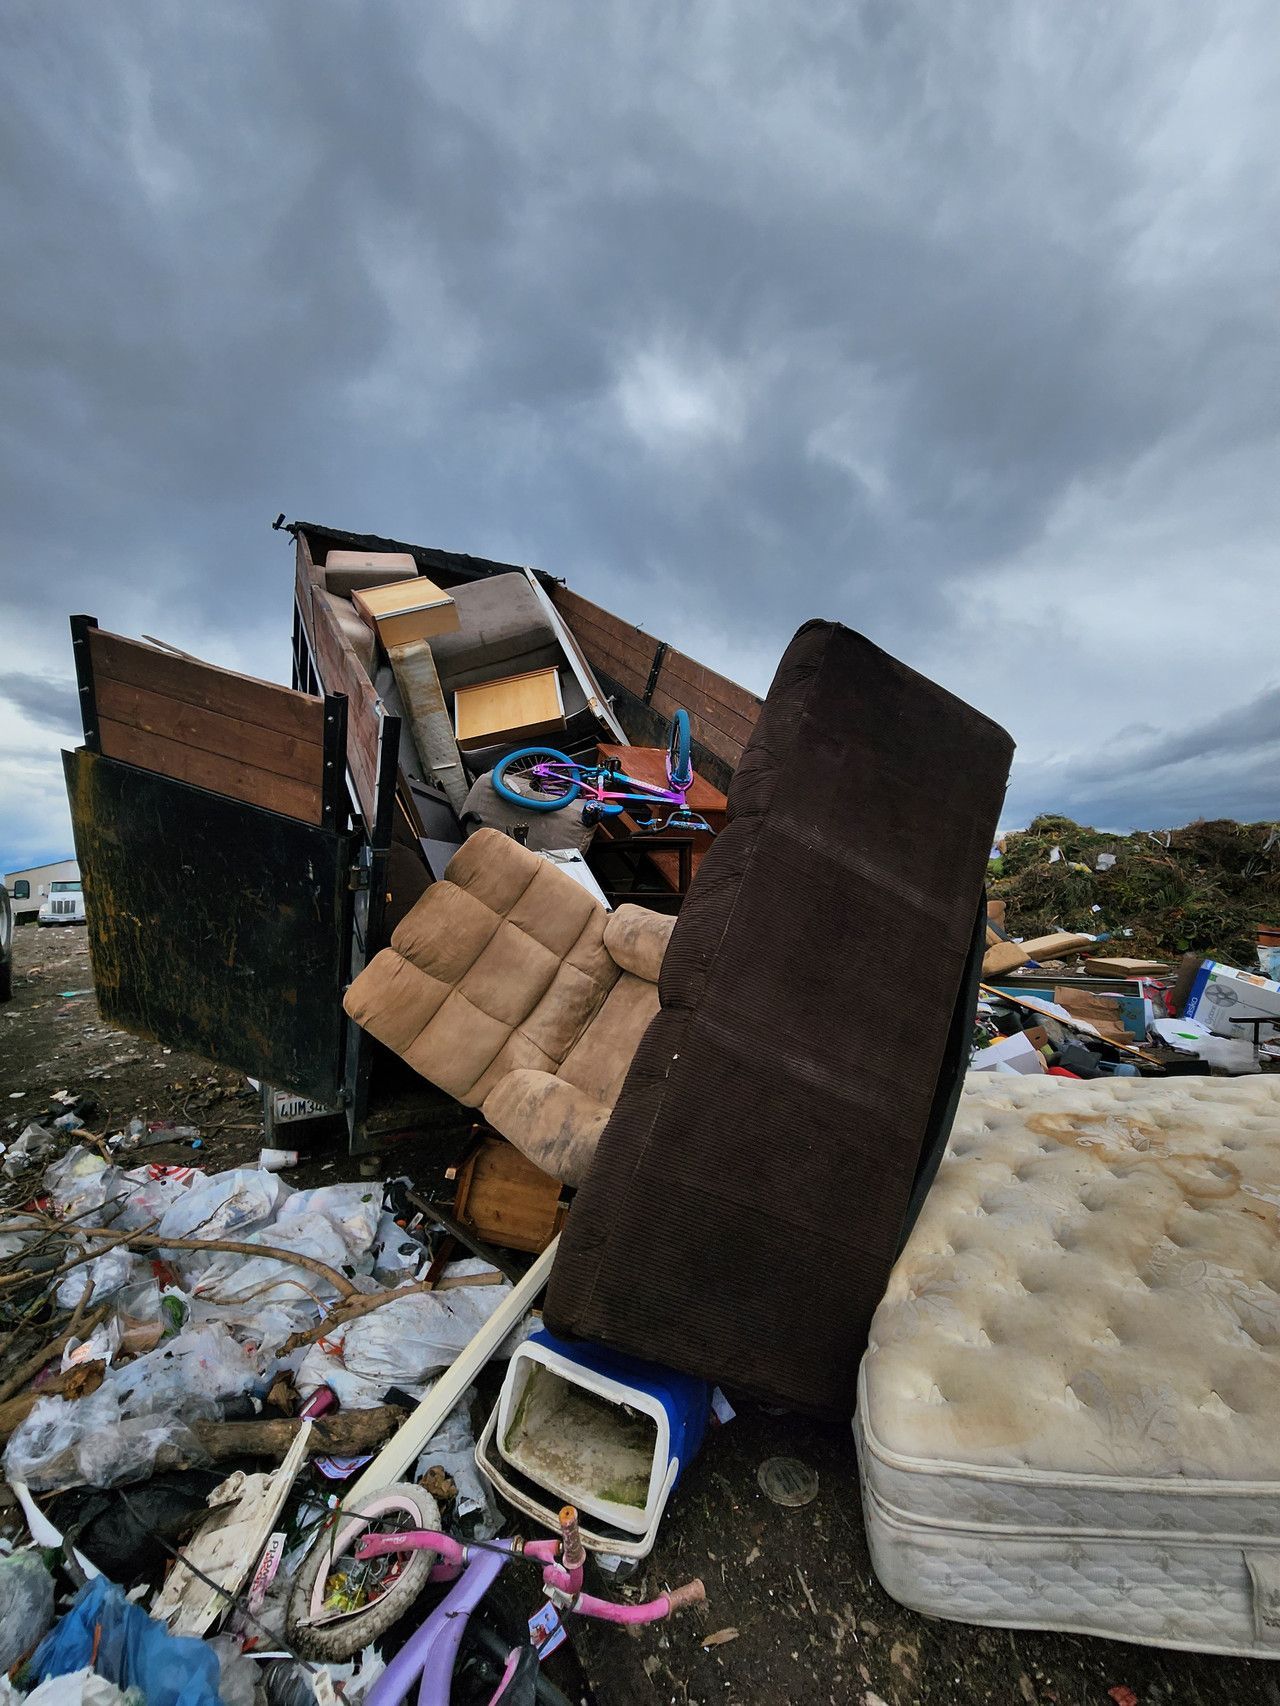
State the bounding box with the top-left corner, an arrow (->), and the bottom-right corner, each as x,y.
454,666 -> 565,749
352,577 -> 461,647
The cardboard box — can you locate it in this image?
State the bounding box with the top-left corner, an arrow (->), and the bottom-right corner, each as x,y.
454,666 -> 566,750
987,898 -> 1006,929
352,577 -> 461,647
1183,960 -> 1280,1039
1084,956 -> 1169,979
1053,986 -> 1138,1045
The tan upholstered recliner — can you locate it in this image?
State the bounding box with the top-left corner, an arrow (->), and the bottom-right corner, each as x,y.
343,829 -> 674,1184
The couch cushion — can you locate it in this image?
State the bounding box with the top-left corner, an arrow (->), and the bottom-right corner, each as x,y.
544,621 -> 1014,1414
429,572 -> 561,694
482,1070 -> 613,1185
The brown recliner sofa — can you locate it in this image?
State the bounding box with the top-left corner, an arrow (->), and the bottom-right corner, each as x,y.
342,829 -> 674,1184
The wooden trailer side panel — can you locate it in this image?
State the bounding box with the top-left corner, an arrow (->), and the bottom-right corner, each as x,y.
548,586 -> 763,788
85,627 -> 329,825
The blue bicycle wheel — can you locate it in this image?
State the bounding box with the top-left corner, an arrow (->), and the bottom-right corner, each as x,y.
666,708 -> 693,790
491,747 -> 582,812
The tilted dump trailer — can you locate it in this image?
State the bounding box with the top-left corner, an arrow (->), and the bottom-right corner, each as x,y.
65,521 -> 762,1153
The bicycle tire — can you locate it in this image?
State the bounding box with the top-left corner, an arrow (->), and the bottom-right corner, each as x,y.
492,747 -> 582,812
666,708 -> 693,791
286,1483 -> 442,1662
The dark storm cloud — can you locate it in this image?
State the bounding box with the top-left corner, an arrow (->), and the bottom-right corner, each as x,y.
1009,685 -> 1280,830
0,673 -> 79,732
0,0 -> 1277,868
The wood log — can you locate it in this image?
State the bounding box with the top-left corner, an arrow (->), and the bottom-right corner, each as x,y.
191,1405 -> 405,1464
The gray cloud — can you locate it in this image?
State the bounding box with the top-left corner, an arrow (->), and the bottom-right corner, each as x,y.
0,672 -> 80,732
1009,685 -> 1280,830
1,0 -> 1277,870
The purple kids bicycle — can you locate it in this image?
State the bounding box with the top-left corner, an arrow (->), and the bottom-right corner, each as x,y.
288,1491 -> 704,1705
491,708 -> 713,835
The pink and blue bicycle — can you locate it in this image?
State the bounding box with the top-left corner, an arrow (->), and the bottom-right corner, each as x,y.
491,708 -> 713,835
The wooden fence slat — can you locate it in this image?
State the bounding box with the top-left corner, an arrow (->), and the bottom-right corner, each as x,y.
96,678 -> 324,787
97,718 -> 323,824
90,630 -> 322,746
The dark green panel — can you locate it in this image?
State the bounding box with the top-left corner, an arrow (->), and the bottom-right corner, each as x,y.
64,748 -> 353,1103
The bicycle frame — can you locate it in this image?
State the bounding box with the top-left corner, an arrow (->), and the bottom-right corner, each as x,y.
533,758 -> 712,833
357,1507 -> 703,1706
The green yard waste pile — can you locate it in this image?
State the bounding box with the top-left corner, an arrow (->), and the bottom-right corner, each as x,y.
991,816 -> 1280,968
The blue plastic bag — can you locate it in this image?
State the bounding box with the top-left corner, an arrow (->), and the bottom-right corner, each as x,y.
25,1577 -> 221,1706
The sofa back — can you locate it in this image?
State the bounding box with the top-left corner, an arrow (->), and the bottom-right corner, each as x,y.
545,621 -> 1014,1413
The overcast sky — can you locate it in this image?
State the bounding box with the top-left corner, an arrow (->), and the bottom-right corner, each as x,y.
2,1 -> 1277,874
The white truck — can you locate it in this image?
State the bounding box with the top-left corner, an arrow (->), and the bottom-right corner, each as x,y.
38,878 -> 86,927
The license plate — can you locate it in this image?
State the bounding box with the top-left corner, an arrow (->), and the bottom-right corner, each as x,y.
271,1091 -> 336,1124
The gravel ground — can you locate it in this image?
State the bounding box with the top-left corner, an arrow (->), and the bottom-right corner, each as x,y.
3,924 -> 1277,1706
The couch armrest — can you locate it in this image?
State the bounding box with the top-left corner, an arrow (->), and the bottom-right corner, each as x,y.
602,905 -> 676,984
482,1069 -> 612,1187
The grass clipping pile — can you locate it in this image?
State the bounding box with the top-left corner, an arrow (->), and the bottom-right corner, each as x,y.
992,816 -> 1280,967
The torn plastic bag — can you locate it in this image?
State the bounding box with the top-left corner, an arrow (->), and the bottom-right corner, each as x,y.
155,1169 -> 290,1277
275,1183 -> 381,1261
296,1261 -> 512,1408
3,1325 -> 255,1491
3,1669 -> 140,1705
413,1390 -> 501,1539
24,1576 -> 221,1706
191,1214 -> 354,1310
371,1211 -> 425,1284
3,1123 -> 59,1179
56,1248 -> 146,1311
113,1166 -> 205,1232
206,1636 -> 260,1706
0,1547 -> 55,1671
43,1148 -> 124,1222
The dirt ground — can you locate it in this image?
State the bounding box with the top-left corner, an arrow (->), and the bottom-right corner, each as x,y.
3,925 -> 1278,1706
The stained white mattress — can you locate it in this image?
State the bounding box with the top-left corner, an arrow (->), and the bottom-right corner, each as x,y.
855,1073 -> 1280,1657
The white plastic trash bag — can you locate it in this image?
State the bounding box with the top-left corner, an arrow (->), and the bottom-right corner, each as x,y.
56,1248 -> 147,1311
155,1169 -> 290,1277
191,1214 -> 353,1309
297,1262 -> 511,1408
276,1184 -> 380,1261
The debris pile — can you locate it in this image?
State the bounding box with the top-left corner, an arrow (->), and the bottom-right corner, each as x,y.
990,815 -> 1280,967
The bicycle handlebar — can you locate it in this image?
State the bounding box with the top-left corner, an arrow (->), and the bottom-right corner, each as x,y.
665,1578 -> 707,1612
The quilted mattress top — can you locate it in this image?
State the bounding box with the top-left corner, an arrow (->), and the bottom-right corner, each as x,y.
863,1074 -> 1280,1483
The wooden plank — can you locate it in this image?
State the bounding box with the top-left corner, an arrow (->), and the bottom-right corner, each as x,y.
657,644 -> 763,729
306,590 -> 380,823
97,717 -> 322,824
651,672 -> 758,749
559,611 -> 652,696
96,678 -> 322,787
454,667 -> 564,747
90,630 -> 322,746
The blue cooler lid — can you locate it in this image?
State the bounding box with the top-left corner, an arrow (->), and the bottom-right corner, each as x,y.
526,1329 -> 711,1484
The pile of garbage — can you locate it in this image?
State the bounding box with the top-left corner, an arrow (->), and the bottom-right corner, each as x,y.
0,1113 -> 525,1704
990,815 -> 1280,967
